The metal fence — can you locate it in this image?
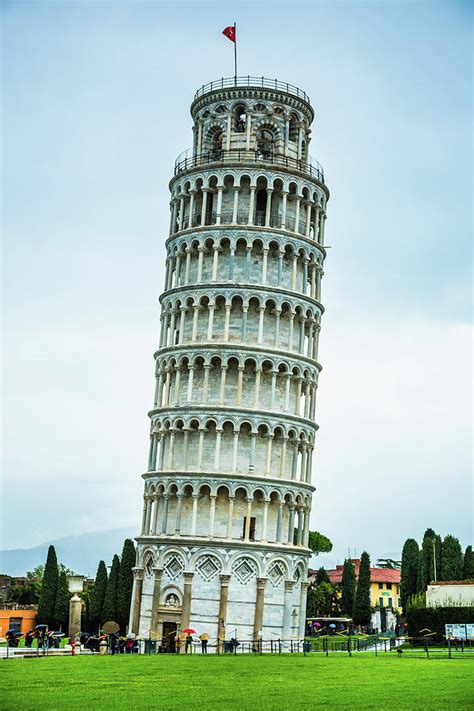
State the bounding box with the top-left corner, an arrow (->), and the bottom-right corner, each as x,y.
193,77 -> 311,104
4,636 -> 473,660
174,148 -> 325,184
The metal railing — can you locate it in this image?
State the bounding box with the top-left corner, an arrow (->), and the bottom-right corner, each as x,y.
174,148 -> 325,184
193,77 -> 311,104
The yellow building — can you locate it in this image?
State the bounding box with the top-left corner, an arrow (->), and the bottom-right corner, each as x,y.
325,559 -> 402,611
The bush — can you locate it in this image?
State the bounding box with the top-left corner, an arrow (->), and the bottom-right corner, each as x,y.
406,606 -> 474,640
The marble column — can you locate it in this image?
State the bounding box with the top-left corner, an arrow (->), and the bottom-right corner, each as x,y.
130,568 -> 144,635
217,574 -> 231,652
181,572 -> 194,629
232,188 -> 240,223
298,582 -> 310,638
283,580 -> 296,640
149,567 -> 163,640
248,186 -> 256,225
191,494 -> 198,535
253,578 -> 267,643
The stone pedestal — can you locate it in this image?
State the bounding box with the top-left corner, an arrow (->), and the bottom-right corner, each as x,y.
68,594 -> 82,638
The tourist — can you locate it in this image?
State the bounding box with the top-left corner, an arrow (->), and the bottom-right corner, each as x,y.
110,634 -> 118,655
6,631 -> 19,648
25,631 -> 34,648
185,633 -> 193,654
125,637 -> 134,654
199,633 -> 209,653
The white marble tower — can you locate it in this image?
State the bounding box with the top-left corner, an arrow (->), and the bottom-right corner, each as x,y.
129,77 -> 329,648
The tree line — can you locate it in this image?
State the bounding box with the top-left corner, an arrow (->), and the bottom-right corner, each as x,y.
307,551 -> 372,626
400,529 -> 473,610
6,539 -> 137,634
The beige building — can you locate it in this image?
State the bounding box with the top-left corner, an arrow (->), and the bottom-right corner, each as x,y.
426,581 -> 474,607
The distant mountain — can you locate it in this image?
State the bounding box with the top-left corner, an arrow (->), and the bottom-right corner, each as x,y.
0,528 -> 137,577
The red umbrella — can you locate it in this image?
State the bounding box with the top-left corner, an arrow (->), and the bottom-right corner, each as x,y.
182,628 -> 196,634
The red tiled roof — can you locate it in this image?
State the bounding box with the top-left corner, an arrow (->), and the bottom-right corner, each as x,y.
322,559 -> 401,585
428,580 -> 474,586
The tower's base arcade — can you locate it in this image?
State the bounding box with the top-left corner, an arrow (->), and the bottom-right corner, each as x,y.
130,541 -> 310,651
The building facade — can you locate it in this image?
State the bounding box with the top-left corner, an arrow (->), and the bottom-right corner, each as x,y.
313,560 -> 401,632
129,76 -> 329,648
427,582 -> 474,607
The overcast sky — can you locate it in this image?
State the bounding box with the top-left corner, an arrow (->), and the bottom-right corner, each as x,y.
2,0 -> 472,565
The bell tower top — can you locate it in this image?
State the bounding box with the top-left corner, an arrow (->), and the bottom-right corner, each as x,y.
188,76 -> 317,169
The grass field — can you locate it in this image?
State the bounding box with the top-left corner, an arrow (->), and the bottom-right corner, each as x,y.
2,654 -> 473,710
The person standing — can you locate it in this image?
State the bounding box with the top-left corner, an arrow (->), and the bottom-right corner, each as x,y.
199,633 -> 208,654
110,634 -> 118,655
185,634 -> 193,654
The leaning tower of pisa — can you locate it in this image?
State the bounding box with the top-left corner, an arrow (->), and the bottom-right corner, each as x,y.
129,76 -> 329,649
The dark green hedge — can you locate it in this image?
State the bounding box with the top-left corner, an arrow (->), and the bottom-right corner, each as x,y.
406,606 -> 474,639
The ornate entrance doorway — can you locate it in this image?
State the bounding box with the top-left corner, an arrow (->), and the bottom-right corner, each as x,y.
162,621 -> 178,653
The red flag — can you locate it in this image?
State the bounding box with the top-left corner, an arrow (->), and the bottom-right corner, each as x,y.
222,26 -> 236,43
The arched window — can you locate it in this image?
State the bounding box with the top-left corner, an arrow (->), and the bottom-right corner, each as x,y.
234,104 -> 247,132
289,115 -> 298,142
257,129 -> 274,159
211,130 -> 223,159
255,189 -> 267,225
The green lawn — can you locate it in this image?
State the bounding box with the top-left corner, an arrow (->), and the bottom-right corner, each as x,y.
1,654 -> 472,709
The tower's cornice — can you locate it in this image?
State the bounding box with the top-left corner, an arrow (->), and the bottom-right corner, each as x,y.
169,157 -> 328,197
153,341 -> 322,372
190,76 -> 314,123
159,281 -> 324,314
147,403 -> 319,432
142,469 -> 315,494
165,224 -> 327,259
135,534 -> 313,557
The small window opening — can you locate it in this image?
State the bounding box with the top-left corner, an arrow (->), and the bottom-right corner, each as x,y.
235,105 -> 247,132
257,129 -> 274,159
243,516 -> 256,541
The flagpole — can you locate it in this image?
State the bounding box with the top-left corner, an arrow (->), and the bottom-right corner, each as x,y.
234,22 -> 237,82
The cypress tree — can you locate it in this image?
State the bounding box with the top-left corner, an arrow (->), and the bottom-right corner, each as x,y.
463,545 -> 474,580
315,567 -> 330,585
89,561 -> 108,632
37,545 -> 59,626
117,539 -> 136,631
440,535 -> 463,581
53,569 -> 70,631
101,555 -> 120,623
417,548 -> 425,593
352,551 -> 371,627
419,529 -> 439,589
400,538 -> 419,608
340,559 -> 356,616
